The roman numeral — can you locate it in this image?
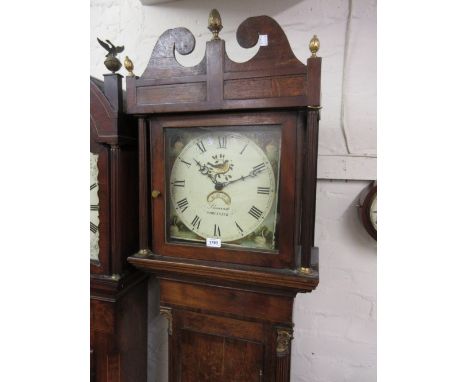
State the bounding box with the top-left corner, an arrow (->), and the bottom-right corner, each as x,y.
196,140 -> 206,153
90,222 -> 98,234
240,144 -> 248,155
213,224 -> 221,237
218,136 -> 227,149
180,159 -> 192,168
191,215 -> 201,229
252,163 -> 266,173
176,198 -> 189,213
257,187 -> 270,195
90,183 -> 97,191
235,221 -> 244,234
172,180 -> 185,188
90,204 -> 99,211
248,205 -> 263,220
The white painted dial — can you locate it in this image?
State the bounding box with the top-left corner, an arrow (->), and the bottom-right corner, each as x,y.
169,132 -> 277,243
370,194 -> 377,230
90,153 -> 100,261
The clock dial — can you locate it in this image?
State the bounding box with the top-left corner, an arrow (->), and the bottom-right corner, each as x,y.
166,127 -> 281,251
90,153 -> 100,261
369,194 -> 377,230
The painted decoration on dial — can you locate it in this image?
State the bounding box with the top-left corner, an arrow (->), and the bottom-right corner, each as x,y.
90,153 -> 100,261
166,126 -> 281,251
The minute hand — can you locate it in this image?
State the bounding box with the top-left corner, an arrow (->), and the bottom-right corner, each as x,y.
216,168 -> 264,190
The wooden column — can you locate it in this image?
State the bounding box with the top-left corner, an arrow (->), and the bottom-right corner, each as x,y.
300,54 -> 322,270
138,117 -> 150,254
110,144 -> 122,274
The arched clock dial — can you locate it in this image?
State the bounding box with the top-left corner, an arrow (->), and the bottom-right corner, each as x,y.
90,153 -> 100,261
167,129 -> 281,250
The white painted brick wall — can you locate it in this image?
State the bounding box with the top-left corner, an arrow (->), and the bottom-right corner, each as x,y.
91,1 -> 377,380
292,180 -> 376,381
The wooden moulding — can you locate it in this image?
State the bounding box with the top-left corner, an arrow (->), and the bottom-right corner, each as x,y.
90,271 -> 148,301
126,15 -> 321,114
128,255 -> 318,294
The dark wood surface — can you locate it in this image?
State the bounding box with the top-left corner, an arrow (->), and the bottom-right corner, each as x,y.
91,274 -> 148,382
159,278 -> 295,382
90,75 -> 139,275
300,109 -> 320,268
124,13 -> 322,382
90,75 -> 147,381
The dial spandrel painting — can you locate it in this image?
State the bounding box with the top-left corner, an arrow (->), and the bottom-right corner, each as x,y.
90,153 -> 100,261
165,126 -> 282,252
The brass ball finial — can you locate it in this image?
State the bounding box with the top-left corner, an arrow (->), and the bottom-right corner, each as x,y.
208,9 -> 223,40
309,35 -> 320,58
124,56 -> 135,77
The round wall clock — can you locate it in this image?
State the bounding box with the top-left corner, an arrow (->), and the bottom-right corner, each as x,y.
359,182 -> 377,240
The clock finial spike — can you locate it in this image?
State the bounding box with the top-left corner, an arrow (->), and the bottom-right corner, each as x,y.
208,9 -> 223,40
309,34 -> 320,58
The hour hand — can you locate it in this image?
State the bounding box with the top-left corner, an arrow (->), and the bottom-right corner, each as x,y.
194,159 -> 217,184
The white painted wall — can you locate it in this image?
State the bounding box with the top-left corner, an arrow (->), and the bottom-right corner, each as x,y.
91,0 -> 376,380
292,180 -> 376,381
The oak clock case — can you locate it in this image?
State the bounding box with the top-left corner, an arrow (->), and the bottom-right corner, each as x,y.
90,76 -> 148,382
126,11 -> 322,382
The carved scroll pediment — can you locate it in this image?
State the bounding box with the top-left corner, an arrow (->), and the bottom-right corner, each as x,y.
141,27 -> 206,79
226,15 -> 305,72
127,10 -> 321,113
140,15 -> 304,79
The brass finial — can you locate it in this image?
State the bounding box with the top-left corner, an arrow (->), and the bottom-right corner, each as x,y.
124,56 -> 135,77
208,9 -> 223,40
97,38 -> 124,73
309,35 -> 320,58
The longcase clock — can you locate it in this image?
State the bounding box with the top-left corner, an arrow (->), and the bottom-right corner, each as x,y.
90,75 -> 148,382
126,10 -> 322,381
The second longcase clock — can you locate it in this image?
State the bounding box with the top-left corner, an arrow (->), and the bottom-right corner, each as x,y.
90,75 -> 148,382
